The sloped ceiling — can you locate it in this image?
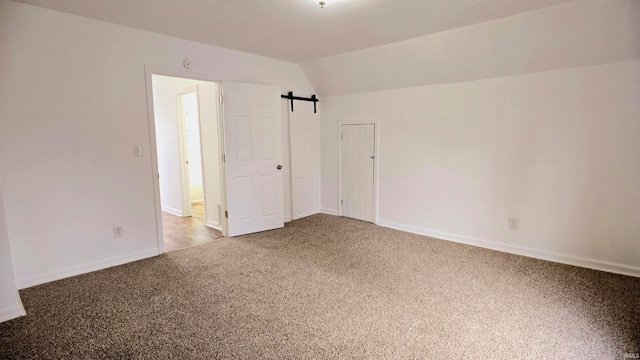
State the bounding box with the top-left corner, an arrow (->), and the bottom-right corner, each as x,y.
11,0 -> 638,96
12,0 -> 572,63
301,0 -> 640,96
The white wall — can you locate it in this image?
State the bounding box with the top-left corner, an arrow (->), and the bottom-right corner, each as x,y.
1,0 -> 313,289
0,0 -> 26,322
0,193 -> 25,322
317,0 -> 640,276
0,48 -> 26,320
321,60 -> 640,276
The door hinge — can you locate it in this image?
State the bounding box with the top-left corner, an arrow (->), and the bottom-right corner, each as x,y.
222,154 -> 226,162
225,210 -> 228,218
341,199 -> 343,205
219,94 -> 223,104
341,133 -> 343,140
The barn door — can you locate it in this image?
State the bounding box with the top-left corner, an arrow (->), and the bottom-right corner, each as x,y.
222,82 -> 283,236
340,124 -> 375,223
289,101 -> 320,220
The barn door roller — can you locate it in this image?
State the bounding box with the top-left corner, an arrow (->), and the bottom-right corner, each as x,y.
281,91 -> 319,113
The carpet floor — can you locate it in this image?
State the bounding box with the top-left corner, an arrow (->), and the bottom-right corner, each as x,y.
1,214 -> 639,359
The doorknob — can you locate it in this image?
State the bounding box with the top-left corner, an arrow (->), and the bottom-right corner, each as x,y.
277,165 -> 283,170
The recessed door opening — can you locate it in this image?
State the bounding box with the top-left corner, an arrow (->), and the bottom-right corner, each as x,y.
150,74 -> 223,252
146,69 -> 289,253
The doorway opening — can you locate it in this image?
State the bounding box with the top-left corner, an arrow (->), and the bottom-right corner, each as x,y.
146,67 -> 290,250
150,74 -> 223,252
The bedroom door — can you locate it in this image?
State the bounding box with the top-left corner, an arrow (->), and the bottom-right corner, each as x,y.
222,82 -> 284,236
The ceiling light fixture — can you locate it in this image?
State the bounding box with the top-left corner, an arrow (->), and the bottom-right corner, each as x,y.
319,1 -> 326,8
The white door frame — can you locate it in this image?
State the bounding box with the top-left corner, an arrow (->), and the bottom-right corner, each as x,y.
338,120 -> 379,224
144,65 -> 228,254
176,86 -> 199,218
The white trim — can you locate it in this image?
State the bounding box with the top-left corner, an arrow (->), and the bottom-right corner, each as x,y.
284,215 -> 292,223
377,220 -> 640,278
205,220 -> 222,231
321,208 -> 339,216
15,249 -> 159,289
0,305 -> 26,323
161,205 -> 182,217
190,198 -> 204,204
215,83 -> 229,237
144,67 -> 165,254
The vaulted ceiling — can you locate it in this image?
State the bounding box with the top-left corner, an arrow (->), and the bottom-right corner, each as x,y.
12,0 -> 573,63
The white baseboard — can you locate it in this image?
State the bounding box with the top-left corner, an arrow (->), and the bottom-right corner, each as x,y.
190,198 -> 204,204
321,208 -> 339,216
0,305 -> 26,323
377,220 -> 640,278
161,205 -> 182,217
15,248 -> 159,289
205,220 -> 222,231
284,215 -> 292,223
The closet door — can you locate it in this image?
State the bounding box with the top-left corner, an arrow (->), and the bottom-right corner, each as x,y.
289,101 -> 320,220
340,124 -> 375,223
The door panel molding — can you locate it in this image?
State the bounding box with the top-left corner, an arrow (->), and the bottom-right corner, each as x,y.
222,82 -> 284,237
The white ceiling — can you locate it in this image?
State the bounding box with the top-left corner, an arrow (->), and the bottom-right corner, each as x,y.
13,0 -> 573,63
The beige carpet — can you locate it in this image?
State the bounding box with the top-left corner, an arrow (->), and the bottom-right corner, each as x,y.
1,214 -> 639,359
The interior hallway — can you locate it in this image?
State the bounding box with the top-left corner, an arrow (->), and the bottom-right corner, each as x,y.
162,201 -> 222,252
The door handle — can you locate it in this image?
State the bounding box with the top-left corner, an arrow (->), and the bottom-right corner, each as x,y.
277,165 -> 283,170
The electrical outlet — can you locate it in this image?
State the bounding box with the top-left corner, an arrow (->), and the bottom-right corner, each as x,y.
113,225 -> 123,238
509,218 -> 519,230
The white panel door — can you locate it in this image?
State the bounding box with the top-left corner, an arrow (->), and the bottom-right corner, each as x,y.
290,101 -> 320,220
341,124 -> 375,223
223,82 -> 283,236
